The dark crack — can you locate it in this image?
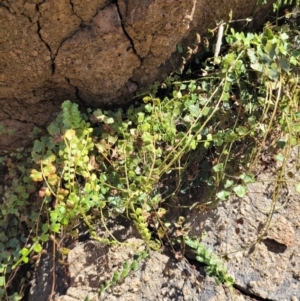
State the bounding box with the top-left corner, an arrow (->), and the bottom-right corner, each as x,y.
69,0 -> 83,23
0,1 -> 53,72
90,1 -> 113,21
74,86 -> 86,107
1,113 -> 39,128
0,2 -> 12,13
22,13 -> 33,23
71,0 -> 114,26
2,101 -> 47,128
53,1 -> 84,60
233,283 -> 275,301
114,0 -> 142,62
64,77 -> 85,107
34,0 -> 83,67
55,23 -> 85,58
36,3 -> 55,75
0,2 -> 32,20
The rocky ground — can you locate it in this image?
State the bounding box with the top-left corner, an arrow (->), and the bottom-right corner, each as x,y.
24,148 -> 300,301
0,146 -> 299,301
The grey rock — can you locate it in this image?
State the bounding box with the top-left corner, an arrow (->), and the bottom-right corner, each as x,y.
55,238 -> 248,301
186,149 -> 300,301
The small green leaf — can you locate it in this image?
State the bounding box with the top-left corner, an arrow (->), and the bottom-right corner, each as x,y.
140,251 -> 148,259
250,62 -> 263,72
30,169 -> 43,182
184,237 -> 199,249
275,153 -> 284,162
43,163 -> 56,177
206,134 -> 213,141
292,124 -> 300,132
33,139 -> 46,153
130,260 -> 139,271
236,126 -> 248,136
216,190 -> 231,201
221,92 -> 230,101
233,185 -> 247,197
202,107 -> 210,116
279,58 -> 290,71
99,280 -> 110,294
143,96 -> 152,103
196,255 -> 205,263
213,163 -> 224,172
64,129 -> 76,141
224,179 -> 234,188
40,234 -> 49,242
189,139 -> 197,150
204,141 -> 210,149
240,173 -> 255,184
111,271 -> 120,285
175,91 -> 182,99
34,243 -> 42,253
189,104 -> 200,117
123,261 -> 129,270
22,256 -> 29,263
135,208 -> 142,215
50,223 -> 61,233
20,248 -> 29,257
105,117 -> 114,124
8,292 -> 22,301
225,276 -> 235,286
183,115 -> 194,123
120,268 -> 129,278
280,32 -> 289,40
266,66 -> 280,81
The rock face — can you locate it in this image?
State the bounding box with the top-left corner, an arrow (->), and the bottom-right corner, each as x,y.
30,238 -> 255,301
28,148 -> 300,301
185,149 -> 300,301
185,185 -> 300,301
0,0 -> 274,151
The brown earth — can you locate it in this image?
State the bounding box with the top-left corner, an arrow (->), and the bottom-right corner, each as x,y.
0,0 -> 274,151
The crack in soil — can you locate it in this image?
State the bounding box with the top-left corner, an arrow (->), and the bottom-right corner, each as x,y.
69,0 -> 83,22
36,2 -> 55,75
0,2 -> 10,11
114,0 -> 142,62
57,0 -> 113,56
0,1 -> 55,75
64,77 -> 86,107
93,1 -> 114,18
52,1 -> 84,60
2,100 -> 50,128
1,116 -> 38,129
35,0 -> 83,74
0,3 -> 33,24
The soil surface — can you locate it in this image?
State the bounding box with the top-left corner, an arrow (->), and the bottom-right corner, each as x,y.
0,0 -> 274,151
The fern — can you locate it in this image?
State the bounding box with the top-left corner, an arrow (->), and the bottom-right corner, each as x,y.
62,100 -> 82,130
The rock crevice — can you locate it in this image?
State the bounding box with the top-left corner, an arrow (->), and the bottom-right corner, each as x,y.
114,0 -> 142,62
